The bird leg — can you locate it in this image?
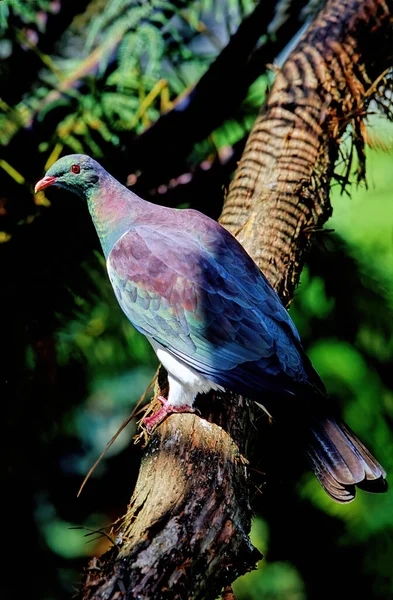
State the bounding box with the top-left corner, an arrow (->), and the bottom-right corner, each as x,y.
143,396 -> 195,433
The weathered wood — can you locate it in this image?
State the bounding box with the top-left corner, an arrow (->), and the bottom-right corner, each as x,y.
81,376 -> 260,600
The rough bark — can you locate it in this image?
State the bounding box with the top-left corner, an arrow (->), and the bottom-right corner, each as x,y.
221,0 -> 393,303
78,1 -> 393,599
82,412 -> 259,600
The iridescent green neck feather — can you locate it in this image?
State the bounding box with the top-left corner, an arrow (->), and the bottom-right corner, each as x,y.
40,154 -> 145,258
85,174 -> 142,258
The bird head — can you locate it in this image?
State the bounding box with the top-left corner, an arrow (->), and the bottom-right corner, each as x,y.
35,154 -> 104,198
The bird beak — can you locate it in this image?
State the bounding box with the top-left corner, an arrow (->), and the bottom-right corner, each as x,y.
34,176 -> 57,193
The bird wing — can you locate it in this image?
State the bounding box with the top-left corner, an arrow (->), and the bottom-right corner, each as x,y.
106,213 -> 317,396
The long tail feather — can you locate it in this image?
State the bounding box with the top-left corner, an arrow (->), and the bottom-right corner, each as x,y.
306,417 -> 387,503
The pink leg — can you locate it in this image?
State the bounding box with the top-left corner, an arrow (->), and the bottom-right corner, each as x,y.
143,396 -> 195,433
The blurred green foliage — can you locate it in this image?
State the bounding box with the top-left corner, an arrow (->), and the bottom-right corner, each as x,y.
1,1 -> 393,599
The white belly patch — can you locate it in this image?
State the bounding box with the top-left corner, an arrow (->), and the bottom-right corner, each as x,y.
148,338 -> 224,408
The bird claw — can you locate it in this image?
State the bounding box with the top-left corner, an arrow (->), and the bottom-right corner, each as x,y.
143,396 -> 195,433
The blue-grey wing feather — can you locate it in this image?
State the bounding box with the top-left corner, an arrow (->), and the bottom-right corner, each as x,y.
107,211 -> 322,397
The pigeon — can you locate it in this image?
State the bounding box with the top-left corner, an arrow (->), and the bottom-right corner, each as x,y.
35,154 -> 387,502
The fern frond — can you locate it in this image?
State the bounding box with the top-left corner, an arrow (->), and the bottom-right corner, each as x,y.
102,93 -> 140,131
1,0 -> 52,28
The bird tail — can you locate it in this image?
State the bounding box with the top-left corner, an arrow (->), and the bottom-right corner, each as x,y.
306,416 -> 387,503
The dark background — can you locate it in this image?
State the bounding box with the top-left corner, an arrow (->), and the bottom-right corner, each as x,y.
1,1 -> 393,598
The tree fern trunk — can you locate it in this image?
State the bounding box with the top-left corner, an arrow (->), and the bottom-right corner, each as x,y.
78,1 -> 393,598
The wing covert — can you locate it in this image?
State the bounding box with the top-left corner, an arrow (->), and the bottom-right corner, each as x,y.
106,215 -> 311,392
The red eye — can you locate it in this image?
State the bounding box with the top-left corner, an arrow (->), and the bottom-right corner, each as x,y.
71,164 -> 80,174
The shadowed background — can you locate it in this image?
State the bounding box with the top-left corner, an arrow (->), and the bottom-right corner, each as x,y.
1,1 -> 393,598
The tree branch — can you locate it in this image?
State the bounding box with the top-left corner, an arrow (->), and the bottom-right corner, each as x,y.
1,0 -> 308,195
221,0 -> 393,304
128,0 -> 312,187
90,413 -> 259,600
77,0 -> 393,598
3,0 -> 92,105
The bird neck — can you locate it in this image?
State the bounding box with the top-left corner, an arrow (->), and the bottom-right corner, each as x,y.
86,176 -> 143,258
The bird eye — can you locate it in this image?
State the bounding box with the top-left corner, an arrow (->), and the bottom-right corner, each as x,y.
71,164 -> 80,174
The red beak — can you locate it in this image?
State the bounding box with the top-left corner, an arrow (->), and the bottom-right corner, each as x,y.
34,175 -> 57,193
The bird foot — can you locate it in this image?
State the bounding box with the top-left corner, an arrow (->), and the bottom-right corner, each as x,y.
143,396 -> 195,433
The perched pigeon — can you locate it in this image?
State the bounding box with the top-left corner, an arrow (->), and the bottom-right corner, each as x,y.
35,154 -> 387,502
